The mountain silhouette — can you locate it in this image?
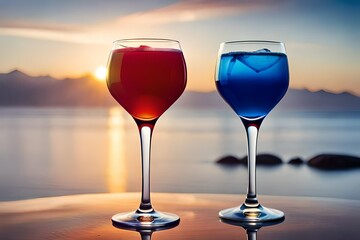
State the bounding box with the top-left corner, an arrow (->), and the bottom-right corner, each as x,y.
175,88 -> 360,111
0,70 -> 359,110
0,70 -> 114,107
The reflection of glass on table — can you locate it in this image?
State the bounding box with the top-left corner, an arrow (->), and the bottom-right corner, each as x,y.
113,220 -> 179,240
220,217 -> 284,240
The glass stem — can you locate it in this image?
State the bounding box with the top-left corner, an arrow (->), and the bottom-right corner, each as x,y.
246,229 -> 258,240
242,117 -> 263,207
140,232 -> 152,240
135,119 -> 157,213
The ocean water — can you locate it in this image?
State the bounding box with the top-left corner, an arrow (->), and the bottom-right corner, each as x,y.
0,107 -> 359,201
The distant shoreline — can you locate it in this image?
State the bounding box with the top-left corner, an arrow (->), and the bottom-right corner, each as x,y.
1,70 -> 360,110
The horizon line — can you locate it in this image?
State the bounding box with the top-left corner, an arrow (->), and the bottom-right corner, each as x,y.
1,68 -> 359,97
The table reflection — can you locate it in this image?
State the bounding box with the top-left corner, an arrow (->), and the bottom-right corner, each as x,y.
1,193 -> 359,240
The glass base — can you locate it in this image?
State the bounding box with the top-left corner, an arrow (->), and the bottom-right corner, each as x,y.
112,209 -> 180,230
219,203 -> 284,223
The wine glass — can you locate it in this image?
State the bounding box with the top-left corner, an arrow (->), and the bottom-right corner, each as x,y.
106,38 -> 187,228
215,41 -> 289,222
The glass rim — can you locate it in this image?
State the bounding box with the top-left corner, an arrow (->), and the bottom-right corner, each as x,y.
221,40 -> 284,45
219,40 -> 286,54
112,38 -> 181,50
113,38 -> 180,44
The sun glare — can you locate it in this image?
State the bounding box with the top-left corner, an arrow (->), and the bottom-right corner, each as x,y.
94,66 -> 107,81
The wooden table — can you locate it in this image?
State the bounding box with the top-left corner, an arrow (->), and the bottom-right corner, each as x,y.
0,193 -> 359,239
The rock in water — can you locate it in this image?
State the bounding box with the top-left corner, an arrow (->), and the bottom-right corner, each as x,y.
307,154 -> 360,170
288,157 -> 305,165
239,153 -> 283,165
216,155 -> 241,165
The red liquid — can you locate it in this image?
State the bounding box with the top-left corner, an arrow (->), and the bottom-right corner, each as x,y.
107,46 -> 187,121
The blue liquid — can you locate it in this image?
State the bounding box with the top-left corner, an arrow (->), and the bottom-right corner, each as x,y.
216,51 -> 289,119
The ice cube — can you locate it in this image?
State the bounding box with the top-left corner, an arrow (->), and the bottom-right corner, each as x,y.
139,45 -> 152,50
227,55 -> 238,76
238,49 -> 280,73
254,48 -> 271,53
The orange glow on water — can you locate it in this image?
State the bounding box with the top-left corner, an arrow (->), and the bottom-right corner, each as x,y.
107,107 -> 127,193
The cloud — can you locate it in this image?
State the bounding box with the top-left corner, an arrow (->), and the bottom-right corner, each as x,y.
113,0 -> 276,25
0,18 -> 111,44
0,27 -> 107,45
0,0 -> 285,44
0,19 -> 82,32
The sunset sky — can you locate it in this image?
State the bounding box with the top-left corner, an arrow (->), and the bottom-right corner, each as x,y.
0,0 -> 359,94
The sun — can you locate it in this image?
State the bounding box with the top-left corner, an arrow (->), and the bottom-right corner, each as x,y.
94,66 -> 107,81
